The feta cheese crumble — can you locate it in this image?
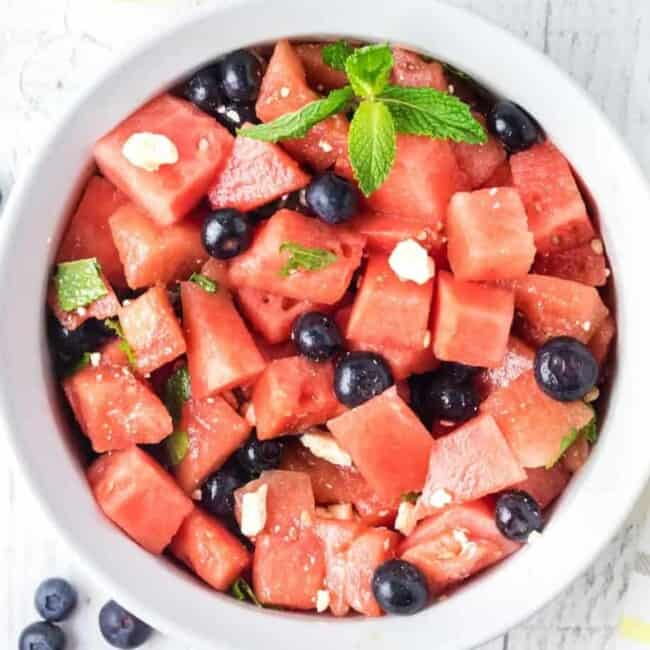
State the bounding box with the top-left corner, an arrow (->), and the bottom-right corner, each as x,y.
89,352 -> 102,367
428,488 -> 452,509
300,431 -> 352,467
394,501 -> 418,536
316,589 -> 330,613
240,484 -> 268,537
122,132 -> 179,172
388,239 -> 436,285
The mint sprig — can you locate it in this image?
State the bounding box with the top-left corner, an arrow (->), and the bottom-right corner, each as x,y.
55,258 -> 108,312
237,43 -> 486,197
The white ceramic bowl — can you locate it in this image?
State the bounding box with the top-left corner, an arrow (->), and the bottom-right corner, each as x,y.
2,1 -> 649,648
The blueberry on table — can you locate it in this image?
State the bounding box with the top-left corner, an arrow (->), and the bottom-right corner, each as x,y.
292,311 -> 343,362
201,209 -> 253,259
487,100 -> 543,153
495,490 -> 543,542
99,601 -> 152,649
201,462 -> 247,517
19,621 -> 65,650
334,352 -> 394,408
305,172 -> 359,224
34,577 -> 77,622
220,50 -> 263,103
183,65 -> 223,116
372,559 -> 429,615
534,336 -> 599,402
236,436 -> 285,478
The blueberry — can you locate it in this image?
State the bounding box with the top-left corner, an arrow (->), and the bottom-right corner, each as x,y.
487,100 -> 543,153
34,578 -> 77,622
248,190 -> 310,223
409,371 -> 479,427
372,559 -> 429,615
221,50 -> 263,103
183,65 -> 223,116
495,490 -> 543,542
19,622 -> 65,650
534,336 -> 598,402
334,352 -> 394,408
48,314 -> 111,370
237,436 -> 285,478
214,101 -> 260,135
292,311 -> 343,362
202,209 -> 253,259
305,172 -> 359,224
99,601 -> 152,649
438,361 -> 480,385
201,461 -> 246,517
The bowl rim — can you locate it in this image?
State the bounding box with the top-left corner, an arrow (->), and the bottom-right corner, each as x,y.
1,1 -> 650,649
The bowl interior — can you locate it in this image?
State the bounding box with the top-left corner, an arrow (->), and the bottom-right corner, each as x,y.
1,1 -> 649,649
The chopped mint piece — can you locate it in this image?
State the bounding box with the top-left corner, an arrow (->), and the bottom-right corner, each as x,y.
345,43 -> 393,98
104,318 -> 137,368
401,491 -> 421,504
165,430 -> 189,466
238,86 -> 354,143
189,273 -> 218,293
231,578 -> 262,607
582,417 -> 598,444
348,99 -> 396,196
65,352 -> 92,376
322,40 -> 355,71
278,242 -> 337,277
380,85 -> 487,144
164,366 -> 191,423
546,417 -> 597,469
54,258 -> 107,312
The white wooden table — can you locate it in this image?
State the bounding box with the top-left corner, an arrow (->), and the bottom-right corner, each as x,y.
1,1 -> 649,648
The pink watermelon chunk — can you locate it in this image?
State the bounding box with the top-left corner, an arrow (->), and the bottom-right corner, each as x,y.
512,466 -> 571,509
588,314 -> 616,366
390,48 -> 447,90
477,336 -> 535,398
295,43 -> 348,90
532,241 -> 608,287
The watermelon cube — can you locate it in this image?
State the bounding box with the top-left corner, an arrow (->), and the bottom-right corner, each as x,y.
208,133 -> 311,212
349,338 -> 438,381
170,508 -> 251,591
327,386 -> 433,501
390,48 -> 447,91
252,356 -> 343,440
234,470 -> 315,538
480,369 -> 595,467
257,39 -> 348,171
228,209 -> 365,305
511,141 -> 595,252
511,273 -> 609,345
109,202 -> 207,289
347,254 -> 434,349
400,501 -> 519,594
588,314 -> 616,366
481,159 -> 514,188
200,258 -> 231,288
118,286 -> 185,375
446,188 -> 536,281
56,175 -> 128,288
512,466 -> 571,509
477,336 -> 535,397
419,414 -> 526,513
431,271 -> 514,368
345,527 -> 401,617
175,395 -> 252,493
87,446 -> 193,554
253,530 -> 326,610
64,365 -> 172,452
94,94 -> 233,226
533,241 -> 608,287
453,125 -> 507,190
237,288 -> 319,344
48,271 -> 120,331
295,43 -> 348,91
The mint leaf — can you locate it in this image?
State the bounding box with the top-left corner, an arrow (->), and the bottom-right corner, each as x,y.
238,86 -> 354,143
401,491 -> 421,504
322,40 -> 355,70
189,273 -> 218,293
380,85 -> 487,144
165,430 -> 189,466
345,43 -> 393,98
546,417 -> 597,469
104,318 -> 137,369
348,100 -> 396,196
231,578 -> 262,607
583,417 -> 598,444
55,258 -> 108,312
164,366 -> 191,423
65,352 -> 92,377
279,242 -> 337,277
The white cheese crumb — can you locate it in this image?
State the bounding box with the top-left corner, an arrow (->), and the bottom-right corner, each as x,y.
318,140 -> 333,153
198,137 -> 210,152
243,403 -> 256,426
591,238 -> 604,255
300,510 -> 313,528
488,188 -> 498,196
316,589 -> 330,613
423,330 -> 432,348
89,352 -> 102,367
582,320 -> 592,332
191,489 -> 202,501
527,530 -> 543,545
584,386 -> 600,403
453,528 -> 477,556
122,299 -> 131,307
300,432 -> 352,467
394,501 -> 418,536
447,84 -> 455,94
428,488 -> 452,509
388,239 -> 436,285
279,86 -> 291,98
327,503 -> 354,520
122,132 -> 179,172
240,484 -> 268,537
76,307 -> 87,317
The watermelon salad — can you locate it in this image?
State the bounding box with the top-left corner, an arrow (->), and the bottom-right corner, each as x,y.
47,39 -> 615,621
